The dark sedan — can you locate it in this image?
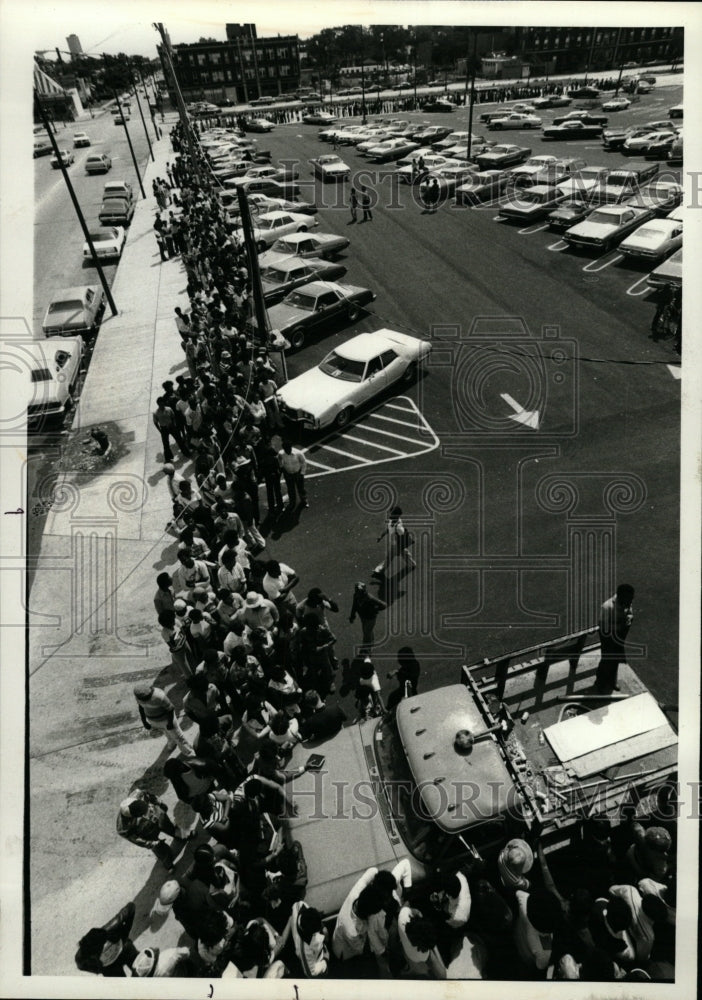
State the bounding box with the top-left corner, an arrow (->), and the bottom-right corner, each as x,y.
497,185 -> 568,222
553,111 -> 609,127
455,170 -> 510,205
547,195 -> 601,231
421,100 -> 455,113
542,120 -> 603,140
259,257 -> 346,303
260,280 -> 375,351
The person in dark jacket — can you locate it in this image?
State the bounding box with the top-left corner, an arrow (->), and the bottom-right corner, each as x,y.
348,582 -> 387,649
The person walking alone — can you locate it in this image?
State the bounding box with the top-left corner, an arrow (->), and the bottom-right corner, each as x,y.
372,506 -> 416,580
278,440 -> 308,510
350,187 -> 358,224
134,683 -> 195,756
348,582 -> 387,650
360,185 -> 373,223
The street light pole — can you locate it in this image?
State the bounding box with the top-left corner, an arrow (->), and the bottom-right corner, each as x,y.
138,66 -> 161,140
34,93 -> 117,318
114,91 -> 146,199
129,63 -> 155,162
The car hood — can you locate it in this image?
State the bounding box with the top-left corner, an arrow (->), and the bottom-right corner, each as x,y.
567,220 -> 615,237
278,367 -> 349,416
287,721 -> 402,914
43,304 -> 87,328
621,232 -> 666,250
266,302 -> 312,331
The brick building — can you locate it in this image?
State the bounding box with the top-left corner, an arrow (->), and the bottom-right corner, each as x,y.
157,25 -> 301,105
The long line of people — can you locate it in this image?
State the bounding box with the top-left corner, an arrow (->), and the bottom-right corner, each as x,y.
74,116 -> 676,982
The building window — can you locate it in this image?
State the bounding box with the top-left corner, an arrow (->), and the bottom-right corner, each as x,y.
198,54 -> 207,67
210,52 -> 221,65
277,46 -> 289,58
245,68 -> 256,80
211,70 -> 224,82
279,64 -> 290,76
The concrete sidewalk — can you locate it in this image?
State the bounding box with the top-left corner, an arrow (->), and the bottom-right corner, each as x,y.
28,118 -> 204,974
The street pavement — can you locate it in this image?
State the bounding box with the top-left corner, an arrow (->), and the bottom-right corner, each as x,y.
26,83 -> 683,975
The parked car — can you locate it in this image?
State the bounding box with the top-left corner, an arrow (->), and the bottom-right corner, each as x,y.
668,134 -> 683,164
73,132 -> 91,147
241,117 -> 276,133
309,154 -> 351,182
83,227 -> 126,262
103,180 -> 134,203
246,193 -> 317,216
229,177 -> 300,198
247,210 -> 317,251
259,280 -> 375,351
601,97 -> 631,112
434,130 -> 474,150
541,120 -> 603,140
619,218 -> 683,261
498,184 -> 568,222
50,149 -> 74,169
602,121 -> 676,151
668,104 -> 683,120
244,163 -> 299,181
567,86 -> 601,99
507,154 -> 559,184
421,100 -> 454,113
302,112 -> 337,125
564,205 -> 654,252
85,153 -> 112,174
624,180 -> 683,216
42,285 -> 105,338
598,162 -> 660,203
644,133 -> 678,159
26,338 -> 84,426
411,125 -> 453,145
277,329 -> 432,429
98,195 -> 135,226
553,110 -> 608,127
488,112 -> 542,130
475,144 -> 532,169
556,166 -> 610,199
33,139 -> 53,158
646,247 -> 682,289
548,194 -> 603,232
546,95 -> 572,107
623,130 -> 677,156
260,231 -> 349,264
395,152 -> 450,183
259,257 -> 346,303
365,138 -> 421,163
419,163 -> 479,196
455,170 -> 510,205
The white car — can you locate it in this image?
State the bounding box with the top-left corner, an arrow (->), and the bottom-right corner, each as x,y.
508,154 -> 560,183
309,154 -> 350,181
511,103 -> 537,114
488,113 -> 542,130
646,247 -> 682,290
73,132 -> 91,147
27,338 -> 83,425
50,149 -> 74,169
365,137 -> 420,163
556,166 -> 610,198
619,218 -> 683,261
434,130 -> 473,150
395,152 -> 449,183
249,211 -> 317,251
602,97 -> 631,112
260,231 -> 350,265
277,329 -> 432,429
623,130 -> 677,155
83,227 -> 126,261
356,131 -> 395,153
420,163 -> 479,195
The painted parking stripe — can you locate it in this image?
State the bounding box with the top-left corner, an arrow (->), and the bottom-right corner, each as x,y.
518,221 -> 550,235
582,252 -> 623,273
547,238 -> 568,251
667,365 -> 681,380
317,442 -> 372,463
366,411 -> 425,429
303,396 -> 439,479
343,432 -> 406,456
626,274 -> 653,297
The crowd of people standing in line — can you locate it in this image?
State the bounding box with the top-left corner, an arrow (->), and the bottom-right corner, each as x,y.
73,114 -> 677,983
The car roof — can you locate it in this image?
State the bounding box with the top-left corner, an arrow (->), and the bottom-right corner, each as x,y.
26,338 -> 80,362
259,210 -> 297,221
292,280 -> 340,295
334,332 -> 393,361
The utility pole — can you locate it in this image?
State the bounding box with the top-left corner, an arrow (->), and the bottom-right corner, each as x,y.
34,93 -> 117,318
138,66 -> 161,140
236,188 -> 288,381
154,22 -> 200,173
129,62 -> 155,162
466,30 -> 478,163
114,92 -> 146,199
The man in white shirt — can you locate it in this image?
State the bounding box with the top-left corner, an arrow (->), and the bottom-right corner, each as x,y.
278,440 -> 308,509
262,560 -> 298,609
513,888 -> 561,973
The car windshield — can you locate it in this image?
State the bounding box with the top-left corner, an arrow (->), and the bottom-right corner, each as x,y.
634,227 -> 663,239
48,300 -> 82,313
318,352 -> 365,382
284,292 -> 317,310
521,191 -> 547,203
261,268 -> 288,282
31,368 -> 53,383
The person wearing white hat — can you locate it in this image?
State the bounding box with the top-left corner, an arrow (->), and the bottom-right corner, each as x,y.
133,945 -> 192,977
235,591 -> 279,632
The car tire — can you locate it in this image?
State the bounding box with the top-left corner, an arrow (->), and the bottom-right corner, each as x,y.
493,123 -> 502,130
402,361 -> 418,383
335,406 -> 353,429
289,327 -> 306,351
347,304 -> 360,322
257,240 -> 267,252
298,225 -> 308,233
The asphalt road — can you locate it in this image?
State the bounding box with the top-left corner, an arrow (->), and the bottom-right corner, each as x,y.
238,85 -> 682,705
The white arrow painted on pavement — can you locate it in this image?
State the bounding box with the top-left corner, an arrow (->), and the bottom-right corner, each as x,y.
501,392 -> 540,429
